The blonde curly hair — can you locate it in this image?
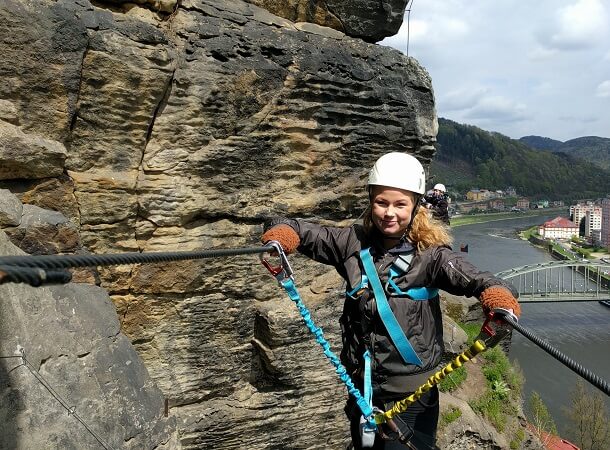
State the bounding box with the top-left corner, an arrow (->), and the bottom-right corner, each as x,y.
363,204 -> 453,251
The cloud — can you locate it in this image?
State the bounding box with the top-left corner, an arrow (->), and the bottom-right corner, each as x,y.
596,80 -> 610,98
383,15 -> 469,53
540,0 -> 608,51
440,87 -> 490,111
382,0 -> 610,140
527,45 -> 558,61
463,95 -> 529,123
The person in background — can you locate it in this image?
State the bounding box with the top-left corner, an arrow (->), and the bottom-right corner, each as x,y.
422,184 -> 450,225
261,152 -> 520,449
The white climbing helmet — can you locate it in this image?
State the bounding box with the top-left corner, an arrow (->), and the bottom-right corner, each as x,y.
368,152 -> 426,195
433,183 -> 446,193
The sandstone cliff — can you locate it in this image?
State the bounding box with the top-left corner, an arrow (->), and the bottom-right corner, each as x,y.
0,1 -> 537,449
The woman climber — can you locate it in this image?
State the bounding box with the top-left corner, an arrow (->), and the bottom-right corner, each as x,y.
261,152 -> 520,449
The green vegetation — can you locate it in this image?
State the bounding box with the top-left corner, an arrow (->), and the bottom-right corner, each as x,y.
528,391 -> 557,446
510,428 -> 526,450
432,118 -> 610,202
439,365 -> 467,393
451,208 -> 563,227
564,380 -> 610,450
469,345 -> 524,432
526,135 -> 610,171
438,320 -> 528,443
519,225 -> 538,240
439,405 -> 462,428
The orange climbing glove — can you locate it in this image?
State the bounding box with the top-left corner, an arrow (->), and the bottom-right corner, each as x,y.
261,224 -> 300,255
480,286 -> 521,318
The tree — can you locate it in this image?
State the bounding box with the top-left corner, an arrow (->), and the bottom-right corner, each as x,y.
563,380 -> 610,450
528,391 -> 557,447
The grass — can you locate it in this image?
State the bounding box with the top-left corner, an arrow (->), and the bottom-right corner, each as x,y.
439,365 -> 467,392
438,320 -> 527,442
451,207 -> 565,227
469,345 -> 524,432
439,405 -> 462,428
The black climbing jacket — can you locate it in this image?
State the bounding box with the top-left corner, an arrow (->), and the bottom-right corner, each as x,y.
265,218 -> 516,398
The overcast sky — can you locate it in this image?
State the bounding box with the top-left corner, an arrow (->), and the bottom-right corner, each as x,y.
380,0 -> 610,142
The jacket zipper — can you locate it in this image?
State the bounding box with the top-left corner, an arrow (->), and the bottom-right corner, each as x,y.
447,260 -> 471,283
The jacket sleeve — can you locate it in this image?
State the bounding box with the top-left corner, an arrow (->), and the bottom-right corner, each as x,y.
264,217 -> 356,267
428,246 -> 518,299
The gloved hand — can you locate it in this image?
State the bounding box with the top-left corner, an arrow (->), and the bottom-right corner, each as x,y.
480,286 -> 521,318
261,224 -> 300,254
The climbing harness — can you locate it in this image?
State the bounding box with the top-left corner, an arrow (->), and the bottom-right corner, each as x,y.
359,248 -> 423,367
262,245 -> 445,447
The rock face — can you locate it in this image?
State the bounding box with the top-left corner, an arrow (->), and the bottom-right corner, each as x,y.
244,0 -> 411,42
0,0 -> 438,448
0,232 -> 179,449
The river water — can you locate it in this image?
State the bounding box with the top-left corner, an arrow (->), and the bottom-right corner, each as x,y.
451,213 -> 610,435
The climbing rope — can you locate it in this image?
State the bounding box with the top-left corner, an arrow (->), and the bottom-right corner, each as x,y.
261,241 -> 375,425
374,340 -> 487,424
0,265 -> 72,286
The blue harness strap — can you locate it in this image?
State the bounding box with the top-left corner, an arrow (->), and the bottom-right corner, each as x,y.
359,248 -> 423,367
359,350 -> 376,446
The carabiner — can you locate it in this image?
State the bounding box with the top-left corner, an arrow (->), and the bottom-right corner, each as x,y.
475,307 -> 517,348
260,240 -> 294,284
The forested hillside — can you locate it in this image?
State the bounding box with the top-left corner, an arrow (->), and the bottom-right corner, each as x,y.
431,119 -> 610,201
521,135 -> 610,170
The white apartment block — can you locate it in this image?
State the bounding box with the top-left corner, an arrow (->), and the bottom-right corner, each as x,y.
601,198 -> 610,249
584,207 -> 602,238
570,203 -> 596,232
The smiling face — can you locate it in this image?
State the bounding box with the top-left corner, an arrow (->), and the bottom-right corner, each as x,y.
370,185 -> 417,241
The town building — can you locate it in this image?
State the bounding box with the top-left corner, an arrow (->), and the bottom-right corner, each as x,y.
488,199 -> 505,210
601,198 -> 610,250
516,198 -> 530,210
584,207 -> 602,239
505,186 -> 517,197
569,202 -> 596,231
466,189 -> 491,201
538,216 -> 579,240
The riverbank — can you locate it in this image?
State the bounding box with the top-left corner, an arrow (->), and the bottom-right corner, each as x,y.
451,207 -> 565,228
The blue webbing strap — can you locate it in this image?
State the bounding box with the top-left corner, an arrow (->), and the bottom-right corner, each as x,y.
360,350 -> 376,444
363,350 -> 373,410
359,248 -> 423,367
405,286 -> 439,300
279,278 -> 375,424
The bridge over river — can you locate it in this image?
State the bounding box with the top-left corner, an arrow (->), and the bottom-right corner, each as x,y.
496,259 -> 610,302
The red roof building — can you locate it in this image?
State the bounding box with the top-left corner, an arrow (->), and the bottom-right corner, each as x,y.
538,216 -> 579,240
527,424 -> 580,450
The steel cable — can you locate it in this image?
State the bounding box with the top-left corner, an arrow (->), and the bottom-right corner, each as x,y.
0,245 -> 274,271
0,265 -> 72,286
503,314 -> 610,396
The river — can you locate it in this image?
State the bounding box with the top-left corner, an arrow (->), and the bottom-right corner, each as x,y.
451,213 -> 610,436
